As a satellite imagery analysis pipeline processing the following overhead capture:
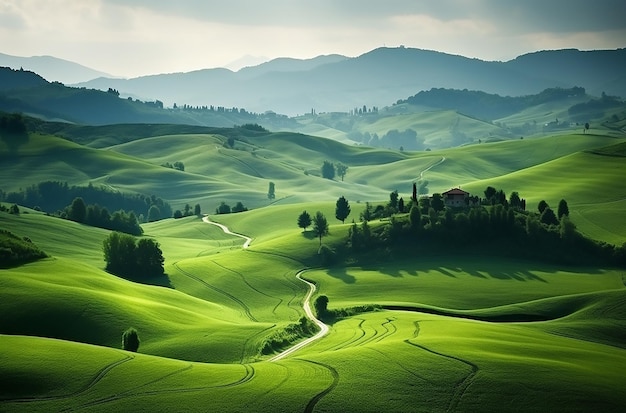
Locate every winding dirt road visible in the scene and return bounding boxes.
[202,215,328,361]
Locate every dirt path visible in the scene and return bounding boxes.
[202,216,328,361]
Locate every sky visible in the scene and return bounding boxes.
[1,0,625,78]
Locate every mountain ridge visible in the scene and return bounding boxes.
[71,46,626,115]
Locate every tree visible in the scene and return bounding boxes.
[135,238,164,278]
[122,327,140,352]
[321,161,335,180]
[103,232,136,276]
[557,199,569,219]
[538,200,549,214]
[336,163,348,181]
[313,211,329,246]
[431,193,444,212]
[267,181,275,200]
[232,201,247,213]
[509,192,522,209]
[409,204,422,231]
[173,210,183,219]
[314,295,329,318]
[540,207,559,226]
[584,122,590,133]
[297,210,312,231]
[388,190,399,210]
[68,197,87,223]
[147,205,160,222]
[216,202,231,214]
[484,186,497,202]
[183,203,192,216]
[194,203,201,216]
[335,196,351,223]
[398,197,405,213]
[412,182,417,203]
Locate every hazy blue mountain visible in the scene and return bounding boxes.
[0,53,113,84]
[73,47,626,116]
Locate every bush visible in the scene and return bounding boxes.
[122,327,140,352]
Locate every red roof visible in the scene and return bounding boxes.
[442,188,469,195]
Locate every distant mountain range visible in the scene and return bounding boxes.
[0,53,113,84]
[69,47,626,115]
[2,47,625,116]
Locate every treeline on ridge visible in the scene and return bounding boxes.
[0,181,173,222]
[345,187,626,268]
[400,86,587,120]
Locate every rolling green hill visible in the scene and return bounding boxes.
[1,120,626,412]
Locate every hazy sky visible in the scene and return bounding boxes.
[1,0,624,77]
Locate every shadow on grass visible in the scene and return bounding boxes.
[327,266,356,284]
[301,230,317,240]
[109,271,173,288]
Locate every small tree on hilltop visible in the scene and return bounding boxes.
[122,327,140,352]
[267,181,275,200]
[335,196,351,223]
[298,210,312,231]
[194,203,201,216]
[313,211,329,246]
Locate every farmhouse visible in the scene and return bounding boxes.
[442,188,470,208]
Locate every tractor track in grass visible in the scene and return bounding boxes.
[200,218,330,361]
[0,352,134,404]
[404,338,478,413]
[327,318,365,351]
[298,359,340,413]
[172,261,258,322]
[211,259,284,315]
[365,347,437,385]
[65,364,256,411]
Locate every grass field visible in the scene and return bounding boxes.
[1,123,626,411]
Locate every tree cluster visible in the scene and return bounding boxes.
[346,186,625,268]
[0,228,47,268]
[103,232,164,280]
[64,197,143,235]
[174,203,202,219]
[1,181,172,221]
[215,201,248,214]
[0,112,28,149]
[320,160,349,181]
[161,161,185,171]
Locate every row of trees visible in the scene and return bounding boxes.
[216,201,248,214]
[173,203,201,219]
[1,181,173,222]
[64,197,143,235]
[161,161,185,171]
[103,232,164,280]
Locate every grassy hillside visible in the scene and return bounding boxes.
[2,122,626,412]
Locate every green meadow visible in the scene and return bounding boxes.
[1,122,625,411]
